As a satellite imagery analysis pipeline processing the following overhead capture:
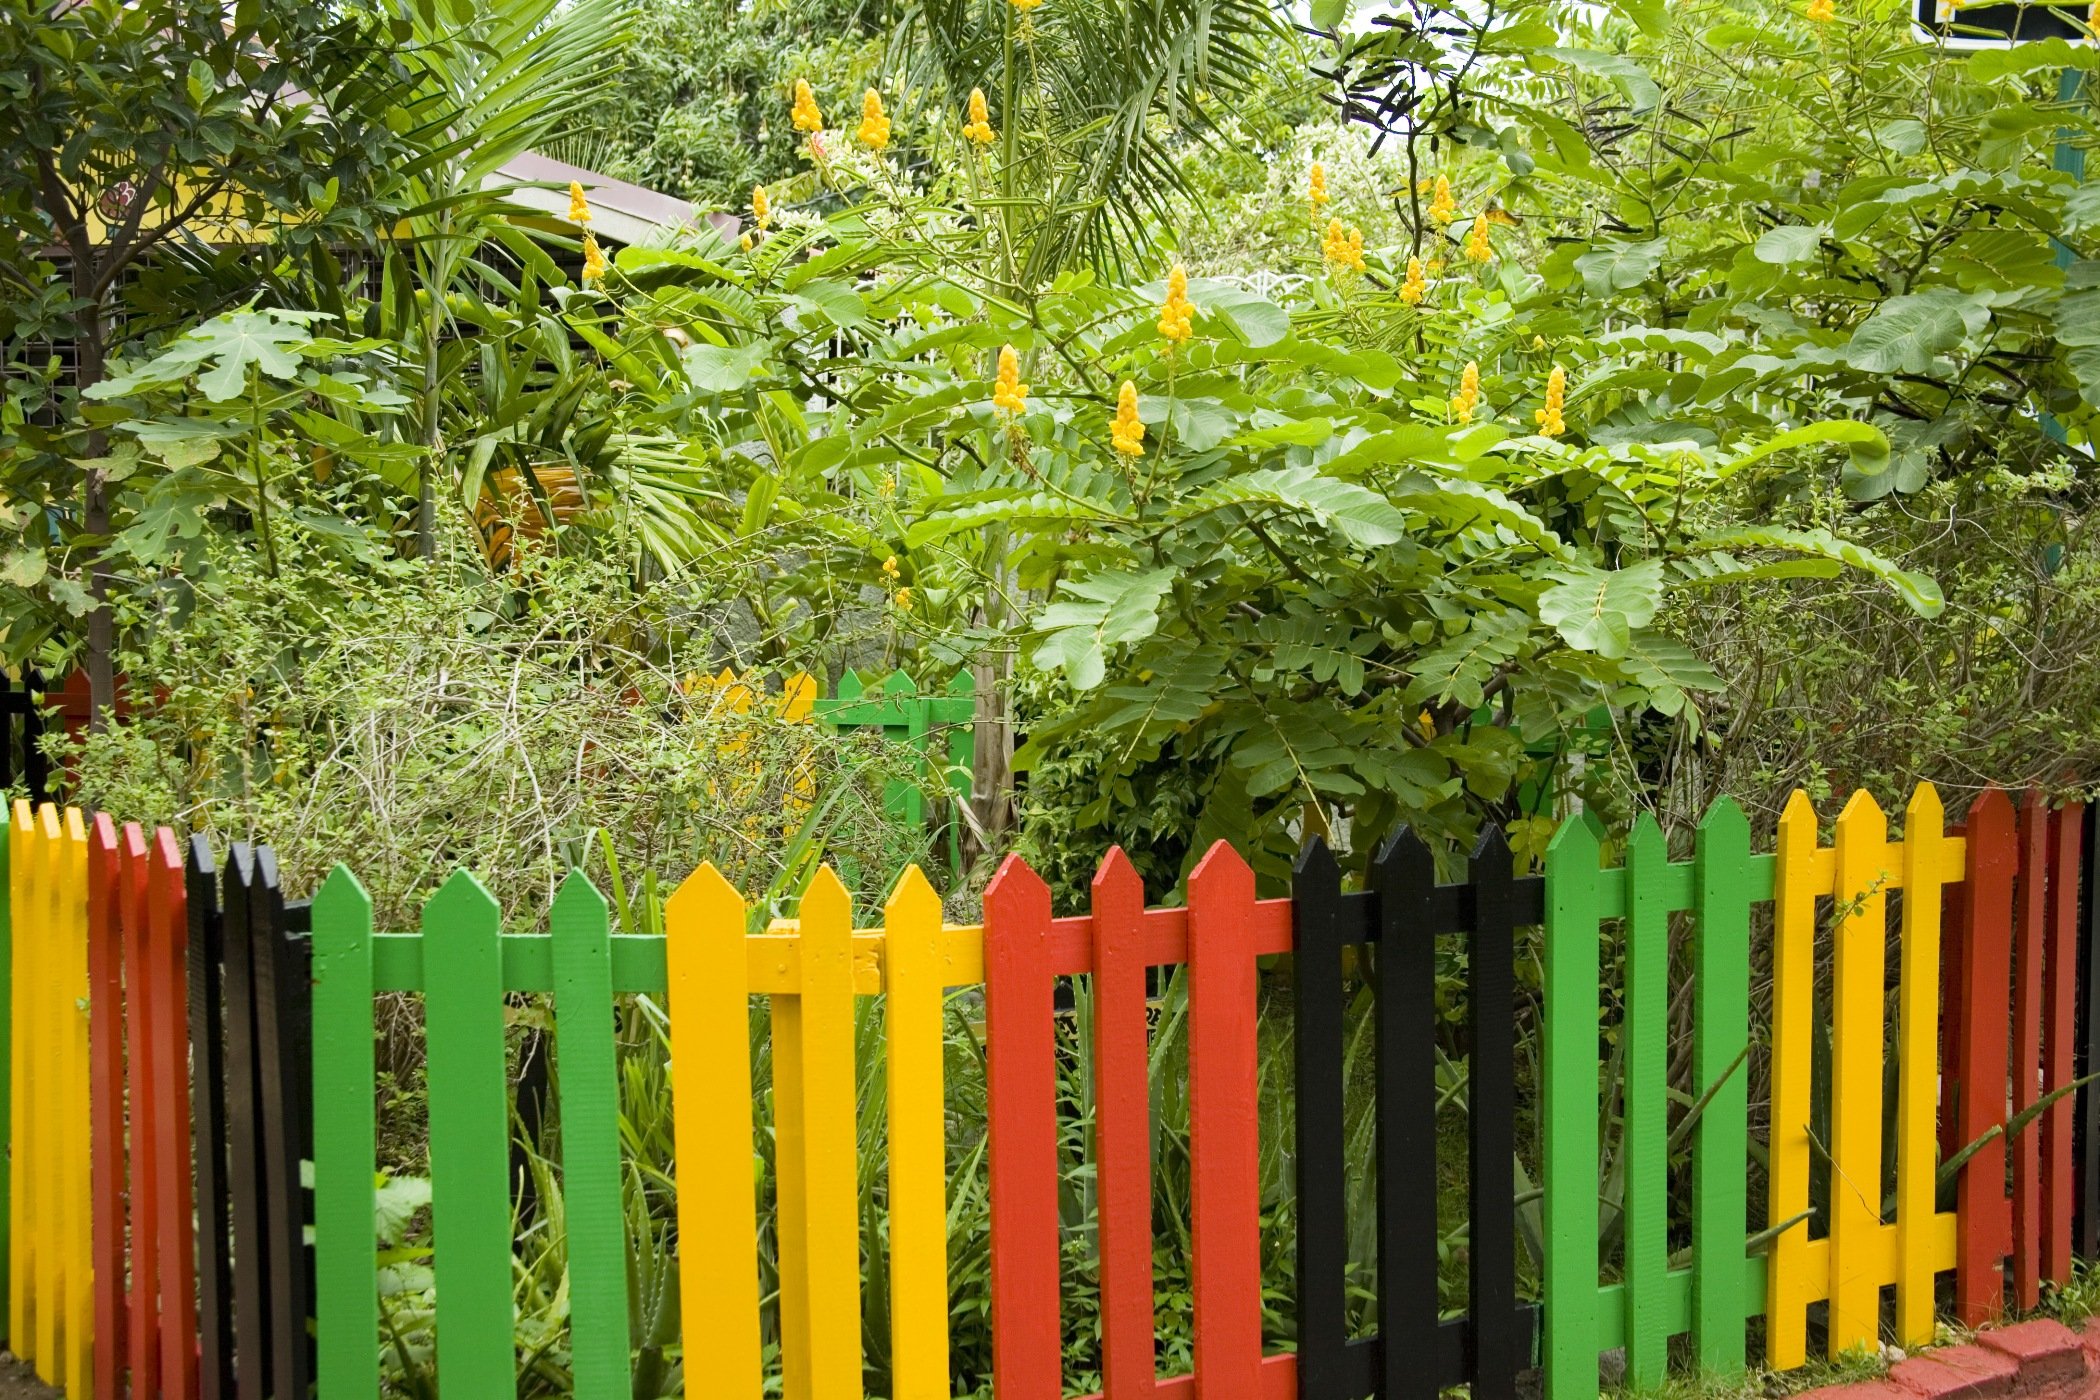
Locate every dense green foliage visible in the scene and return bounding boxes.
[4,0,2100,1389]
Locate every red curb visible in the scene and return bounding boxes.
[1891,1345,2021,1400]
[1978,1321,2088,1390]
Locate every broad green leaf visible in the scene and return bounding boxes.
[1691,526,1943,617]
[1754,225,1825,265]
[1537,560,1666,659]
[681,342,767,393]
[1031,567,1177,690]
[1574,239,1666,295]
[1714,420,1890,483]
[1840,289,1987,374]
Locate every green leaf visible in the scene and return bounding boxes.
[1544,48,1660,114]
[1690,526,1943,617]
[1,548,47,588]
[1187,280,1290,347]
[1841,289,1988,374]
[1030,567,1177,690]
[1574,239,1666,295]
[1537,560,1666,659]
[1754,225,1825,265]
[681,342,767,393]
[1714,420,1890,484]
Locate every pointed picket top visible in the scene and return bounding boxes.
[314,865,373,925]
[119,820,147,864]
[1092,846,1147,907]
[987,852,1051,911]
[666,860,746,945]
[1545,807,1603,865]
[89,810,115,854]
[881,669,921,698]
[1472,821,1515,871]
[226,838,256,892]
[944,670,976,697]
[802,862,854,928]
[423,867,499,933]
[1837,787,1886,829]
[1698,794,1750,844]
[885,863,942,925]
[1906,781,1944,834]
[1968,785,2015,835]
[1294,833,1339,887]
[37,799,60,842]
[551,868,609,934]
[836,670,866,703]
[150,824,182,874]
[186,831,216,884]
[1776,790,1818,855]
[782,672,817,722]
[255,841,281,893]
[1187,838,1254,906]
[1372,825,1434,890]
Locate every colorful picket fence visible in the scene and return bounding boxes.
[13,779,2100,1398]
[310,855,972,1399]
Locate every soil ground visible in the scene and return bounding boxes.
[0,1356,57,1399]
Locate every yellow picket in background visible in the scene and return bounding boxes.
[665,859,974,1400]
[7,801,93,1394]
[1766,784,1959,1367]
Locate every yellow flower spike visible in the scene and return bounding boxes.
[1532,334,1548,350]
[1534,363,1568,438]
[1013,0,1043,12]
[1158,263,1195,343]
[1111,380,1146,456]
[964,88,996,145]
[1464,213,1494,263]
[993,343,1029,414]
[858,88,891,149]
[1450,360,1481,424]
[1807,0,1835,19]
[1309,163,1330,213]
[882,555,901,579]
[582,230,608,283]
[894,587,913,611]
[1428,175,1457,225]
[1322,219,1366,273]
[568,181,591,225]
[1399,256,1428,305]
[752,184,771,231]
[791,79,824,133]
[739,232,754,252]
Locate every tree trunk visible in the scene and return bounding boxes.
[73,258,115,733]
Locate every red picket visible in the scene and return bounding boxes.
[88,815,124,1400]
[1090,850,1156,1398]
[1186,841,1262,1395]
[119,824,161,1399]
[2015,791,2047,1308]
[1957,788,2016,1325]
[146,828,198,1400]
[2046,803,2084,1287]
[984,854,1063,1400]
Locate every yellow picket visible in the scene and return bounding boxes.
[792,868,863,1399]
[664,863,763,1398]
[1766,791,1816,1370]
[1828,791,1888,1353]
[33,804,60,1383]
[1895,783,1949,1345]
[7,798,30,1358]
[884,868,949,1399]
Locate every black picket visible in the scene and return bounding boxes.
[1,671,50,802]
[1290,829,1541,1400]
[249,845,315,1400]
[186,836,237,1398]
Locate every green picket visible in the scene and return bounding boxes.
[313,865,379,1398]
[423,870,517,1394]
[1691,798,1751,1370]
[1543,813,1602,1400]
[550,872,633,1397]
[1622,816,1669,1387]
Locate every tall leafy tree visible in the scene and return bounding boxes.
[0,0,418,720]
